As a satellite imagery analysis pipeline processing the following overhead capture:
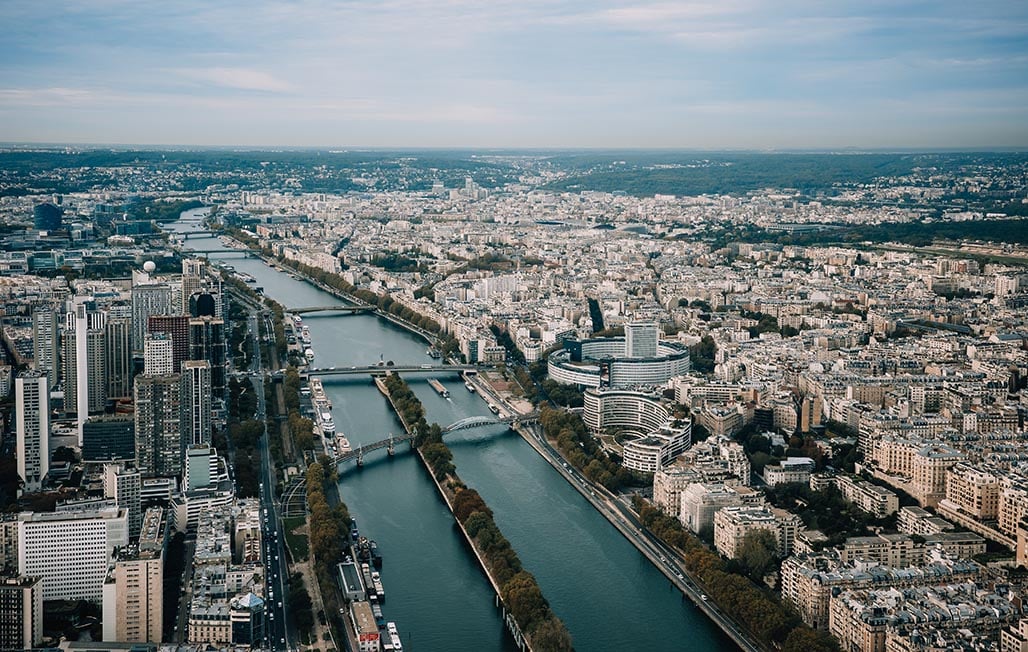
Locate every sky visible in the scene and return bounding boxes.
[1,0,1027,149]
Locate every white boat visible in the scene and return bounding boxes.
[304,348,315,362]
[337,435,352,453]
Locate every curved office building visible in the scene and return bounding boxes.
[583,388,669,433]
[583,387,691,473]
[547,335,691,389]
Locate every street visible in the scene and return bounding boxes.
[247,309,294,651]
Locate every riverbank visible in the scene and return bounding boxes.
[471,371,764,652]
[379,374,572,651]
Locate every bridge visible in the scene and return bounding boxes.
[185,248,257,257]
[305,364,478,377]
[288,305,376,315]
[176,230,210,239]
[334,412,538,467]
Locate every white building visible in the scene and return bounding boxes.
[16,372,49,493]
[11,507,128,602]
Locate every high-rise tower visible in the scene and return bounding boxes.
[16,372,49,493]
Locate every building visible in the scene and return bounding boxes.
[130,284,173,353]
[349,601,380,652]
[763,457,815,486]
[833,475,900,518]
[829,583,1016,652]
[104,465,142,539]
[134,374,182,477]
[781,552,983,631]
[181,360,212,448]
[681,483,762,536]
[105,317,133,399]
[102,508,166,643]
[184,445,213,491]
[896,506,954,536]
[82,416,136,463]
[33,202,63,231]
[11,507,129,601]
[0,574,43,649]
[148,315,190,372]
[713,505,802,559]
[625,321,659,358]
[189,316,226,393]
[548,334,691,388]
[32,308,60,380]
[583,388,669,432]
[229,592,265,646]
[63,301,107,441]
[143,333,174,375]
[622,424,692,473]
[16,371,49,493]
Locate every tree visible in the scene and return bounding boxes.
[737,529,778,582]
[782,627,839,652]
[529,617,574,651]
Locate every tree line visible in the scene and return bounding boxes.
[540,407,635,492]
[384,374,573,650]
[632,496,837,652]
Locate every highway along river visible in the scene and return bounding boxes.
[171,209,736,651]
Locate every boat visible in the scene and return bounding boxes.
[304,348,315,362]
[489,403,500,414]
[337,435,352,453]
[309,377,332,408]
[428,378,450,398]
[320,412,336,437]
[374,376,390,396]
[371,570,385,602]
[385,623,403,651]
[465,380,476,393]
[370,540,382,568]
[426,347,442,358]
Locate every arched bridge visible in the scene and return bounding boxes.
[288,305,376,315]
[334,412,538,468]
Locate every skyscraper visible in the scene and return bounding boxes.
[130,284,173,353]
[106,317,133,399]
[148,315,190,372]
[189,316,226,392]
[31,308,59,381]
[16,372,49,493]
[625,321,659,358]
[181,360,212,448]
[134,374,182,477]
[62,305,107,439]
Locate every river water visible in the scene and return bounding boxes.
[170,209,736,651]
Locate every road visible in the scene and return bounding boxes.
[247,310,293,651]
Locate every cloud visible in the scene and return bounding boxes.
[170,67,294,93]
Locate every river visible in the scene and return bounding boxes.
[170,208,736,651]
